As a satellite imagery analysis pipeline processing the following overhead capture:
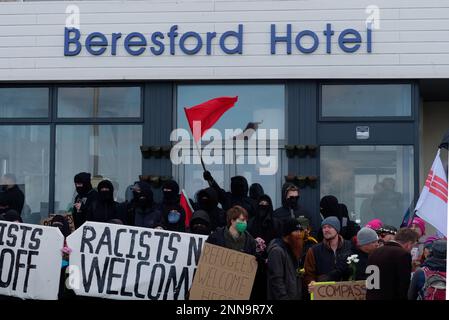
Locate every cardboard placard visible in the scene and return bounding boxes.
[310,280,366,300]
[189,243,258,300]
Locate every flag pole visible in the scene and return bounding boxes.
[193,139,207,173]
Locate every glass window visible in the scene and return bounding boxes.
[177,84,285,139]
[54,125,142,213]
[0,88,49,118]
[0,126,50,223]
[321,84,412,117]
[57,87,141,118]
[320,145,414,227]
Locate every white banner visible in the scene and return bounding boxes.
[66,222,207,300]
[0,221,64,300]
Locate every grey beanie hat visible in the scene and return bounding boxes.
[432,240,447,259]
[357,227,379,246]
[321,216,341,233]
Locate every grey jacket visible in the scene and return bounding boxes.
[267,238,302,300]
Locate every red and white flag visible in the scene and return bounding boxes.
[415,149,448,236]
[180,189,194,228]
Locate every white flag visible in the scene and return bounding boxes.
[415,149,448,236]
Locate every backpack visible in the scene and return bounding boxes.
[419,267,446,300]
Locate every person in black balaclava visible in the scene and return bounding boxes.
[195,187,226,232]
[273,182,317,237]
[88,180,127,224]
[203,171,256,218]
[189,210,212,235]
[131,181,162,229]
[248,194,282,245]
[159,180,186,232]
[72,172,98,229]
[0,174,25,216]
[249,183,264,203]
[50,214,72,238]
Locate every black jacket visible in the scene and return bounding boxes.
[366,241,412,300]
[89,180,127,223]
[248,194,282,244]
[206,227,256,255]
[0,185,25,215]
[327,243,370,281]
[273,183,317,236]
[304,235,352,284]
[267,238,302,300]
[195,187,226,231]
[73,189,98,229]
[205,174,256,218]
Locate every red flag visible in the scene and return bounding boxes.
[180,189,194,228]
[184,96,238,142]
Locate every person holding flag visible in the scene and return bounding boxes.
[414,129,449,300]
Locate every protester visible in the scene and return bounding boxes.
[366,228,419,300]
[328,227,380,281]
[411,217,426,239]
[189,210,212,235]
[304,216,352,286]
[248,194,282,245]
[273,183,315,236]
[0,209,23,223]
[338,203,360,241]
[365,218,383,231]
[50,214,71,238]
[203,171,256,218]
[0,174,25,215]
[206,205,256,255]
[408,240,447,300]
[159,180,186,232]
[88,179,127,224]
[249,183,264,203]
[130,181,162,229]
[376,224,397,244]
[267,218,303,300]
[194,187,226,231]
[72,172,98,229]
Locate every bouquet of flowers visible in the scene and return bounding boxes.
[346,254,359,281]
[255,237,267,253]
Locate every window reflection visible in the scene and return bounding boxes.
[322,84,412,117]
[0,88,49,118]
[0,126,50,223]
[320,145,414,227]
[55,125,142,213]
[57,87,141,118]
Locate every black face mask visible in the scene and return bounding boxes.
[99,190,113,202]
[191,224,211,235]
[258,205,270,218]
[76,185,90,196]
[286,196,299,209]
[199,197,215,210]
[163,190,177,203]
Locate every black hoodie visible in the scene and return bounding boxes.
[0,185,25,216]
[131,181,162,228]
[73,172,98,229]
[248,194,282,244]
[88,180,127,224]
[189,210,212,235]
[195,187,226,231]
[204,173,256,218]
[273,183,316,236]
[159,180,186,232]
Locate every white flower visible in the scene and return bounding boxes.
[353,258,359,263]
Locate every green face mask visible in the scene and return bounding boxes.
[235,221,247,233]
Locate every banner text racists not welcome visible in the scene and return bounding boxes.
[67,222,207,300]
